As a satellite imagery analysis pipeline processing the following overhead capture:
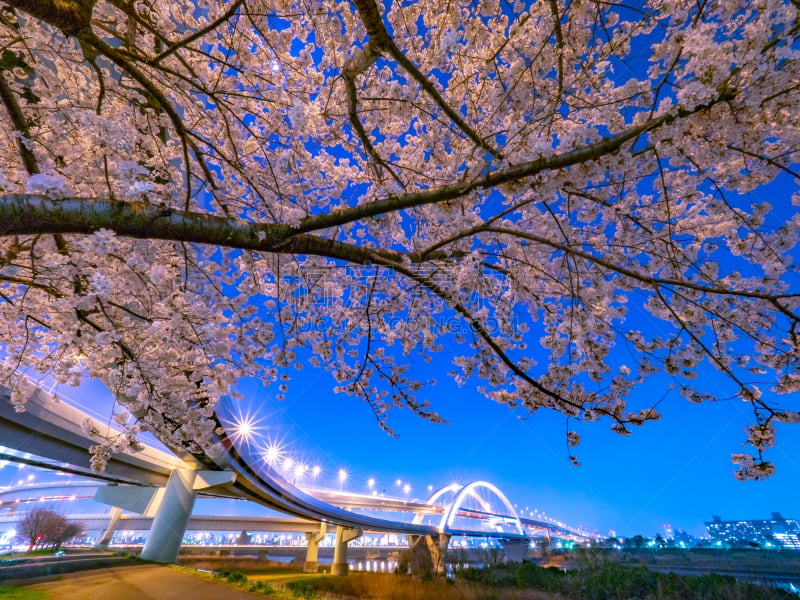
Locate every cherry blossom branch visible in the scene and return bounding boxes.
[350,0,502,158]
[546,0,565,102]
[481,226,800,320]
[725,144,800,180]
[0,70,38,174]
[343,44,406,188]
[369,256,640,428]
[149,0,246,64]
[374,257,572,407]
[82,34,205,211]
[295,96,732,234]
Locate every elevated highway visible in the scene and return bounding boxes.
[1,380,590,571]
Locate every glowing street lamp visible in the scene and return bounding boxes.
[237,421,252,438]
[229,411,265,447]
[367,478,375,492]
[338,468,348,490]
[293,462,307,485]
[263,442,282,466]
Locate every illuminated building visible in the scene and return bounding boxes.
[705,513,800,549]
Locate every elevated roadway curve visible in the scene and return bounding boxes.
[1,382,585,541]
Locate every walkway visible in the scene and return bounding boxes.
[22,564,266,600]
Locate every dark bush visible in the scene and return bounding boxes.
[287,580,317,599]
[214,568,248,584]
[457,560,796,600]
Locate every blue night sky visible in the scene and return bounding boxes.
[214,348,800,539]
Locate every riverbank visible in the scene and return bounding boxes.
[5,549,799,600]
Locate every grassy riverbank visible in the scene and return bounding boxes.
[6,550,798,600]
[201,559,797,600]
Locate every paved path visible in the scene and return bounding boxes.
[23,564,268,599]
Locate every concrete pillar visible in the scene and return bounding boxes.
[96,506,123,548]
[501,538,530,563]
[429,533,451,575]
[406,534,450,576]
[304,523,327,573]
[331,525,361,576]
[140,469,198,563]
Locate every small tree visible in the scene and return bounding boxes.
[18,508,66,551]
[17,508,84,551]
[52,521,86,550]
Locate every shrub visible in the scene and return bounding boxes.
[287,580,317,599]
[215,568,249,584]
[457,560,796,600]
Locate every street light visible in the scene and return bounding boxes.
[338,469,348,490]
[282,456,294,477]
[263,442,282,466]
[293,462,307,485]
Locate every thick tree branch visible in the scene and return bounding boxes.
[0,194,406,265]
[4,0,95,37]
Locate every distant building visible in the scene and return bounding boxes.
[672,528,696,547]
[705,513,800,549]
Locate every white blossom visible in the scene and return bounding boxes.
[25,174,73,199]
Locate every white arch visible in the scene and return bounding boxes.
[411,483,462,525]
[426,483,462,506]
[439,480,523,536]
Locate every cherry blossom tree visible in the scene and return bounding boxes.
[0,0,798,479]
[17,507,85,551]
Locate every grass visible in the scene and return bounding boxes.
[273,571,556,599]
[0,588,49,600]
[1,550,56,561]
[170,557,800,600]
[171,565,296,599]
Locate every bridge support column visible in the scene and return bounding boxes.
[429,533,451,576]
[96,506,123,548]
[140,469,198,563]
[406,534,450,576]
[501,538,530,563]
[303,523,327,573]
[135,469,234,563]
[331,525,361,576]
